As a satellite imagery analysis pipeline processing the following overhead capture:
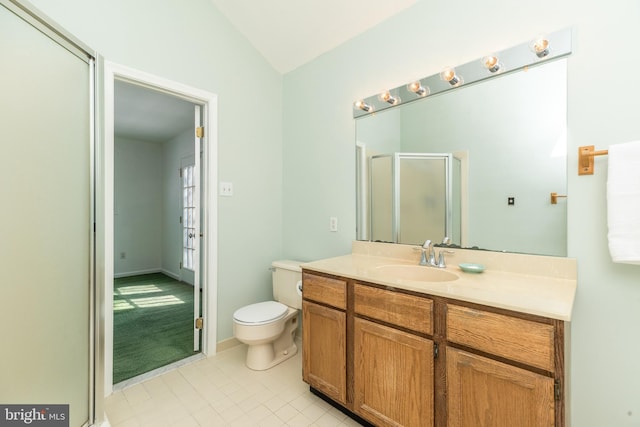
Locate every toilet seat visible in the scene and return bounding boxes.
[233,301,288,326]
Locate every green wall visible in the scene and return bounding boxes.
[282,0,640,425]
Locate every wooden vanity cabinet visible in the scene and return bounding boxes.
[302,271,566,427]
[301,273,347,405]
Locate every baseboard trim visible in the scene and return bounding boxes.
[113,268,161,279]
[216,337,242,353]
[161,269,180,281]
[113,268,182,281]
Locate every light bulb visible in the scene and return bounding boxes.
[440,68,461,86]
[407,81,429,97]
[482,55,501,73]
[354,100,372,112]
[531,37,550,58]
[379,91,399,105]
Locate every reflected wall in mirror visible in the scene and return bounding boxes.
[356,59,567,256]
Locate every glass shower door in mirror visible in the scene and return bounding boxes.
[370,153,456,246]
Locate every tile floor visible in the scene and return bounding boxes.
[105,343,363,427]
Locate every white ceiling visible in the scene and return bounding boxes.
[115,1,418,141]
[210,0,418,73]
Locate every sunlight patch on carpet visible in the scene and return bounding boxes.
[130,295,185,308]
[115,284,164,295]
[114,300,135,311]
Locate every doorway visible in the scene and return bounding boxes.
[103,62,218,395]
[113,80,202,384]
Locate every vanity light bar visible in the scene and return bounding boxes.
[353,28,572,118]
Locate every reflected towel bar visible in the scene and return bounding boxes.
[550,192,567,204]
[579,145,609,175]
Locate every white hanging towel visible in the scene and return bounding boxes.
[607,141,640,264]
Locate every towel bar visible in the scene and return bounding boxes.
[550,192,567,204]
[578,145,609,175]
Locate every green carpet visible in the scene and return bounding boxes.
[113,273,198,384]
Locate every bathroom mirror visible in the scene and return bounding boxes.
[356,59,568,256]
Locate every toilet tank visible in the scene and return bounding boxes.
[272,260,303,309]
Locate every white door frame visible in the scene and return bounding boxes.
[101,61,218,396]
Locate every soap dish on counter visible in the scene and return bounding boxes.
[458,263,485,273]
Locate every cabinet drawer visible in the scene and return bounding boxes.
[354,283,432,335]
[446,304,555,372]
[302,272,347,310]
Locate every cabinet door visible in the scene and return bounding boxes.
[447,348,554,427]
[302,300,346,404]
[354,318,434,427]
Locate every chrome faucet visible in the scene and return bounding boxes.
[419,240,436,266]
[420,237,454,268]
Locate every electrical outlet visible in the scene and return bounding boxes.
[329,217,338,232]
[219,182,233,196]
[508,196,515,206]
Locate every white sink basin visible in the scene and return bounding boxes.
[375,264,458,282]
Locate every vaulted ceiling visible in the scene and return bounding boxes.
[115,1,418,142]
[210,0,418,73]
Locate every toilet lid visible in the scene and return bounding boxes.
[233,301,288,325]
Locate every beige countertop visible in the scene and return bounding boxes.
[301,241,577,321]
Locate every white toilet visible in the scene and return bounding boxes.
[233,260,303,370]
